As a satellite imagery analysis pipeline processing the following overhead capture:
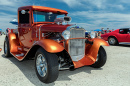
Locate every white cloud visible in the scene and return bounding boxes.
[85,0,106,9]
[0,0,14,6]
[61,0,106,9]
[61,0,125,10]
[0,0,31,32]
[69,11,130,30]
[61,0,84,8]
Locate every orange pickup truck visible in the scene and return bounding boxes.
[4,6,109,83]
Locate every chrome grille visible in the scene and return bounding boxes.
[69,28,85,61]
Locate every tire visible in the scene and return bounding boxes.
[108,37,118,45]
[4,37,12,57]
[35,48,59,83]
[90,46,107,68]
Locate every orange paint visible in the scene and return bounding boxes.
[64,38,109,68]
[7,5,109,67]
[0,48,2,52]
[34,39,64,53]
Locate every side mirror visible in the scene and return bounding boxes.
[64,16,71,23]
[0,48,2,52]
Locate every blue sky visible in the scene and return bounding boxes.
[1,0,130,32]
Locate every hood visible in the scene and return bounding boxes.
[34,24,72,32]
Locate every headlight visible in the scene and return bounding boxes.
[90,31,96,38]
[62,30,70,40]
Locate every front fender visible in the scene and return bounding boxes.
[86,38,109,64]
[33,39,64,53]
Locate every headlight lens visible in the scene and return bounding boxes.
[62,30,70,40]
[90,31,96,38]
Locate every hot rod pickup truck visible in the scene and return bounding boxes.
[4,6,109,83]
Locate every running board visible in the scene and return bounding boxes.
[16,53,24,57]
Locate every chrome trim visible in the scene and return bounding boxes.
[36,54,47,77]
[68,27,85,61]
[59,64,69,70]
[66,25,84,31]
[39,24,44,40]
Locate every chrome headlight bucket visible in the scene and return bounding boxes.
[90,31,96,38]
[62,30,70,40]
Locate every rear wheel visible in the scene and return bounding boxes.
[4,37,11,57]
[90,46,107,68]
[108,37,118,45]
[35,48,59,83]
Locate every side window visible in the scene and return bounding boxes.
[119,29,124,34]
[19,10,29,24]
[119,29,129,34]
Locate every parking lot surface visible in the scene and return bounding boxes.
[0,35,130,86]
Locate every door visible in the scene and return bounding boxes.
[18,9,33,48]
[118,29,129,42]
[126,29,130,42]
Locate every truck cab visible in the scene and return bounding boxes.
[18,6,69,48]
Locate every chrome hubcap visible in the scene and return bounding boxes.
[36,54,47,77]
[4,42,7,54]
[109,38,115,44]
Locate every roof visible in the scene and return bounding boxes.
[18,5,68,14]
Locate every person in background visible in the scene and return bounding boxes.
[112,29,114,31]
[106,28,109,33]
[6,29,8,33]
[96,31,101,38]
[101,28,104,34]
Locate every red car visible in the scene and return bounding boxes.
[101,28,130,45]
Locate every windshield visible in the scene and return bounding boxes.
[33,11,64,22]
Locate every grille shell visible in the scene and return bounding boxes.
[68,28,85,61]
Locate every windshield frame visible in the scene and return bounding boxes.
[32,10,66,24]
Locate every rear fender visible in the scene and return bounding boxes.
[8,33,19,53]
[33,39,64,53]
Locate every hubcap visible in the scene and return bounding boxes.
[109,38,115,44]
[36,54,47,77]
[4,42,7,54]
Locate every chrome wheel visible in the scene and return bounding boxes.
[4,41,7,54]
[36,54,47,77]
[109,38,116,44]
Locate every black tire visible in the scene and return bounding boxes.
[35,48,59,83]
[108,37,118,45]
[4,37,12,57]
[90,46,107,68]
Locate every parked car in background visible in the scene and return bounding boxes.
[101,28,130,45]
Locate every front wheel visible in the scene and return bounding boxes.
[35,48,59,83]
[90,46,107,68]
